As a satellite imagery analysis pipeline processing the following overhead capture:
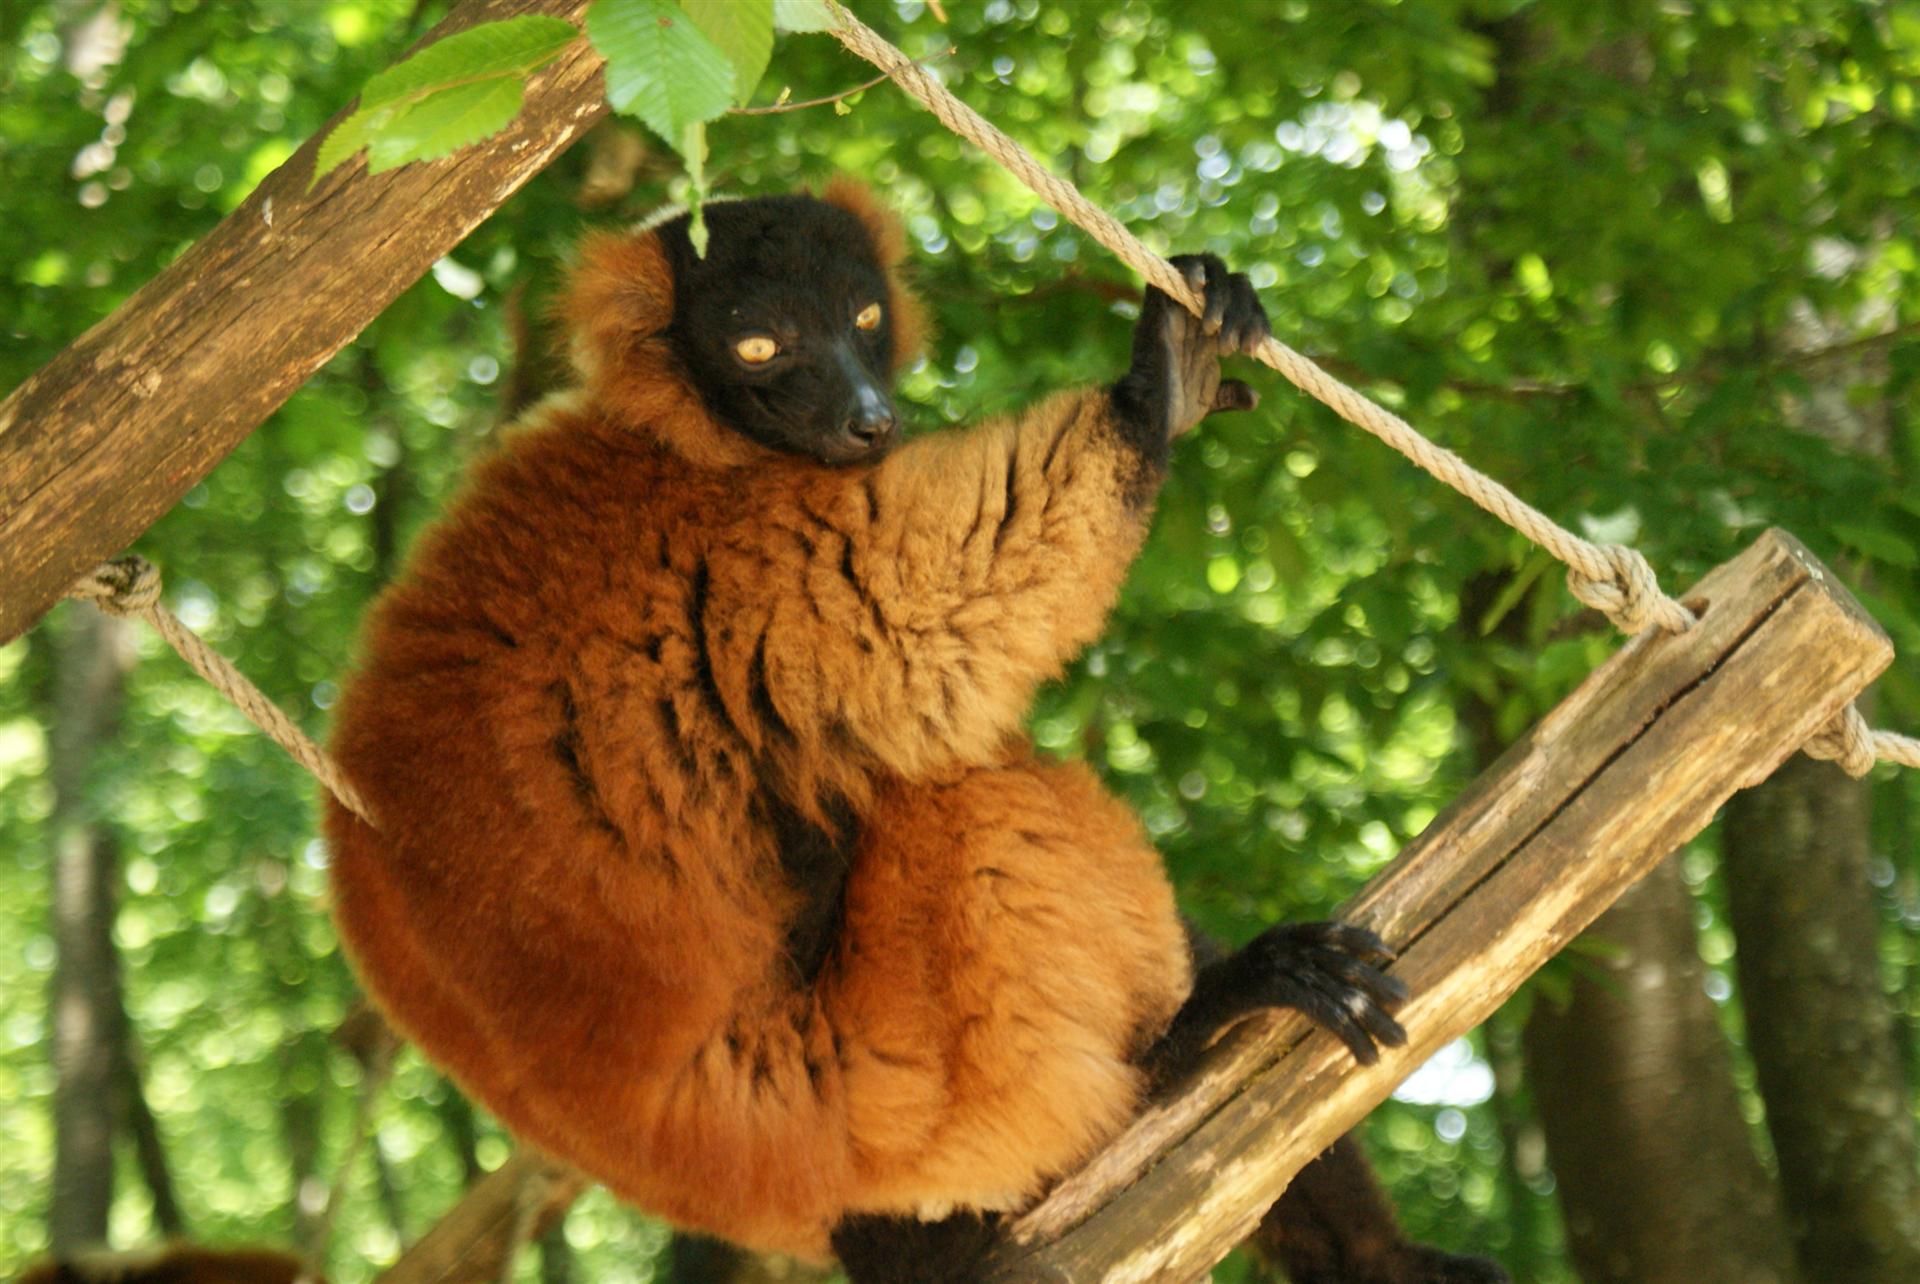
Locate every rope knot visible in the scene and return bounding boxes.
[1805,702,1877,777]
[69,556,162,617]
[1566,545,1694,635]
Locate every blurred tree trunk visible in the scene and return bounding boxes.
[1482,1017,1551,1282]
[1714,239,1920,1282]
[1723,756,1920,1281]
[1452,564,1796,1283]
[279,1040,325,1250]
[438,1091,484,1187]
[47,606,133,1252]
[1522,857,1799,1284]
[538,1224,571,1284]
[115,1040,184,1236]
[372,1136,409,1244]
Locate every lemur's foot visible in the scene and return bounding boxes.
[831,1210,997,1284]
[1287,1247,1509,1284]
[1148,919,1408,1079]
[1398,1244,1513,1283]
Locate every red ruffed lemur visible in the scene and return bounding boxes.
[323,181,1505,1284]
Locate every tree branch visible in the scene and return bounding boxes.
[977,530,1889,1280]
[731,48,954,116]
[376,1149,585,1284]
[115,1039,186,1237]
[0,0,608,644]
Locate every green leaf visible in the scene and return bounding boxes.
[587,0,736,150]
[359,15,579,110]
[773,0,836,32]
[1832,521,1919,568]
[679,0,774,106]
[683,120,710,257]
[311,104,397,185]
[364,78,527,175]
[312,15,576,184]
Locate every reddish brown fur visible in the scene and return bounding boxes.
[324,190,1190,1259]
[13,1246,314,1284]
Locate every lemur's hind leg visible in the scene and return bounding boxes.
[827,754,1191,1219]
[1260,1136,1512,1284]
[831,1211,1000,1284]
[1142,919,1410,1082]
[821,755,1189,1284]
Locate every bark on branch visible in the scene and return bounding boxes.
[0,0,606,645]
[979,529,1890,1282]
[375,1149,585,1284]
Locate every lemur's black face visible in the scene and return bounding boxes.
[660,195,899,465]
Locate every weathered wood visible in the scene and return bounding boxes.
[0,0,605,645]
[984,529,1892,1283]
[376,1148,585,1284]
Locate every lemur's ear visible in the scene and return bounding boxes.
[821,176,929,372]
[561,228,676,382]
[822,175,910,266]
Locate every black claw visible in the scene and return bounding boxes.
[1249,313,1273,351]
[1359,1003,1410,1049]
[1340,1027,1381,1065]
[1323,922,1398,963]
[1231,920,1412,1063]
[1200,272,1229,335]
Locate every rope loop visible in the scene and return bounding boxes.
[1564,544,1696,635]
[68,555,162,617]
[63,555,377,826]
[1805,703,1878,778]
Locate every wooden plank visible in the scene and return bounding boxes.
[984,528,1891,1283]
[0,0,605,645]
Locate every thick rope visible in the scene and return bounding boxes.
[47,22,1919,786]
[827,3,1913,777]
[66,557,376,824]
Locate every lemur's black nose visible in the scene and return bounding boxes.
[844,382,896,444]
[846,404,896,444]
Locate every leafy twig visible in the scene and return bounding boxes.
[732,46,954,116]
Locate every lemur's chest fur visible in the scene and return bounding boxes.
[523,447,876,991]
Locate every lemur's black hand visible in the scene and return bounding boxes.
[1228,921,1409,1065]
[1111,253,1271,460]
[1145,920,1408,1082]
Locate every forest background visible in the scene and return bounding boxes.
[4,1,1920,1281]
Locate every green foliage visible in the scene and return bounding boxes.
[359,16,578,108]
[312,15,579,181]
[312,0,834,251]
[773,0,837,34]
[681,0,776,107]
[5,1,1920,1281]
[364,78,528,174]
[587,0,734,143]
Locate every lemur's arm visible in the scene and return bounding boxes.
[747,256,1268,780]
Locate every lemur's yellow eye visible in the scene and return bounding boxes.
[855,301,883,331]
[735,335,779,364]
